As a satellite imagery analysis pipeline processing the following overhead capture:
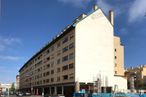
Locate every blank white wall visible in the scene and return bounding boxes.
[75,9,114,86]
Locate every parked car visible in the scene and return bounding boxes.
[0,92,7,97]
[0,93,5,97]
[16,92,23,96]
[24,92,31,96]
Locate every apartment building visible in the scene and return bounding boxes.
[19,27,75,96]
[126,65,146,89]
[19,6,127,97]
[16,75,20,90]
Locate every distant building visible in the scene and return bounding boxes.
[0,83,2,95]
[0,84,11,93]
[19,5,127,97]
[16,75,20,90]
[126,65,146,89]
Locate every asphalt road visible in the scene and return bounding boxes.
[5,95,43,97]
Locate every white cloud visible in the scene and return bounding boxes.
[0,55,22,61]
[58,0,90,8]
[128,0,146,23]
[0,36,22,51]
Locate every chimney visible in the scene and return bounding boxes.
[93,5,98,11]
[109,10,114,26]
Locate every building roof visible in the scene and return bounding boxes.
[19,25,74,72]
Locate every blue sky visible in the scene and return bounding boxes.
[0,0,146,83]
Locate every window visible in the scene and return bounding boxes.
[51,78,54,82]
[46,49,50,54]
[37,81,39,85]
[115,71,117,74]
[57,42,61,48]
[46,64,50,68]
[115,49,117,52]
[57,59,60,64]
[35,58,37,62]
[63,75,68,80]
[115,56,117,59]
[43,80,46,84]
[40,80,42,84]
[35,61,42,67]
[57,77,60,82]
[69,63,74,69]
[46,79,49,83]
[43,73,46,77]
[46,71,50,76]
[57,50,61,56]
[37,55,41,60]
[62,65,68,71]
[70,34,74,40]
[51,54,54,60]
[62,37,68,44]
[38,68,41,72]
[57,68,60,73]
[62,55,68,62]
[69,43,74,49]
[69,73,74,79]
[69,53,74,60]
[51,70,54,74]
[62,46,68,53]
[47,57,50,61]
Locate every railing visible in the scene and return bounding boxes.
[73,93,146,97]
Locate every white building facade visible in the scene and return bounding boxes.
[75,7,127,90]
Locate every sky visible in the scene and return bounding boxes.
[0,0,146,83]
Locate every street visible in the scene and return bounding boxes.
[4,95,43,97]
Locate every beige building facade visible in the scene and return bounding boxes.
[19,6,127,97]
[114,36,125,76]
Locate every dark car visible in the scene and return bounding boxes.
[24,92,31,96]
[16,92,23,96]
